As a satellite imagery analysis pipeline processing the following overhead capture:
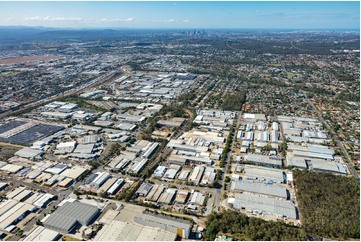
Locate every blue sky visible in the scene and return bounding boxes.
[0,1,359,29]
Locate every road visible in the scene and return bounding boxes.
[221,112,241,194]
[303,91,359,179]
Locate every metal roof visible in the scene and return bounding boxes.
[43,201,100,232]
[43,213,78,232]
[232,193,297,219]
[244,154,282,166]
[231,179,288,199]
[244,165,285,183]
[311,160,347,174]
[286,156,308,169]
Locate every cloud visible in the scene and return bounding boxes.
[101,17,135,22]
[256,12,355,20]
[24,16,50,21]
[23,16,82,22]
[51,17,82,21]
[182,20,190,23]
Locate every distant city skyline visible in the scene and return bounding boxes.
[0,1,359,29]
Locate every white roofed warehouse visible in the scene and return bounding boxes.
[229,193,298,220]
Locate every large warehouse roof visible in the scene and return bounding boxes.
[286,155,308,169]
[43,213,78,233]
[94,220,176,241]
[231,179,288,199]
[244,154,282,167]
[24,226,60,241]
[311,159,347,174]
[244,165,285,183]
[43,201,100,233]
[15,147,44,159]
[231,193,297,219]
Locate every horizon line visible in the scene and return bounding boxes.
[0,25,359,31]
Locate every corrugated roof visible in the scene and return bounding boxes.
[231,179,288,199]
[43,201,99,232]
[244,165,285,183]
[232,193,297,219]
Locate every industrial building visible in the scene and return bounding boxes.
[130,158,149,174]
[287,144,334,160]
[60,166,87,180]
[41,111,72,120]
[154,166,167,177]
[142,142,159,159]
[33,194,55,208]
[0,199,35,231]
[0,164,24,174]
[178,170,190,180]
[244,165,285,184]
[243,154,283,167]
[43,201,100,234]
[310,159,347,174]
[93,220,176,241]
[145,184,166,202]
[97,178,117,194]
[54,141,77,155]
[188,166,205,185]
[230,193,297,219]
[134,211,191,239]
[190,192,205,205]
[231,179,289,199]
[107,179,124,195]
[14,147,44,160]
[91,172,110,189]
[285,156,308,169]
[158,188,177,205]
[175,190,190,204]
[200,167,216,185]
[136,183,153,197]
[23,226,61,241]
[82,135,99,144]
[71,125,102,134]
[157,118,185,128]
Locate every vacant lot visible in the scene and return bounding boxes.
[0,56,62,65]
[0,142,23,160]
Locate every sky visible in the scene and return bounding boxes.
[0,1,359,29]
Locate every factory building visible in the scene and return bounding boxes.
[244,165,285,184]
[158,189,177,205]
[134,211,191,239]
[231,179,288,199]
[244,154,283,167]
[107,179,124,195]
[23,226,61,241]
[229,193,297,219]
[145,184,166,202]
[14,147,44,160]
[136,183,153,197]
[43,201,100,234]
[188,166,205,185]
[91,172,110,189]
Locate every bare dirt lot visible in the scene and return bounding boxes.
[0,142,23,160]
[0,56,62,65]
